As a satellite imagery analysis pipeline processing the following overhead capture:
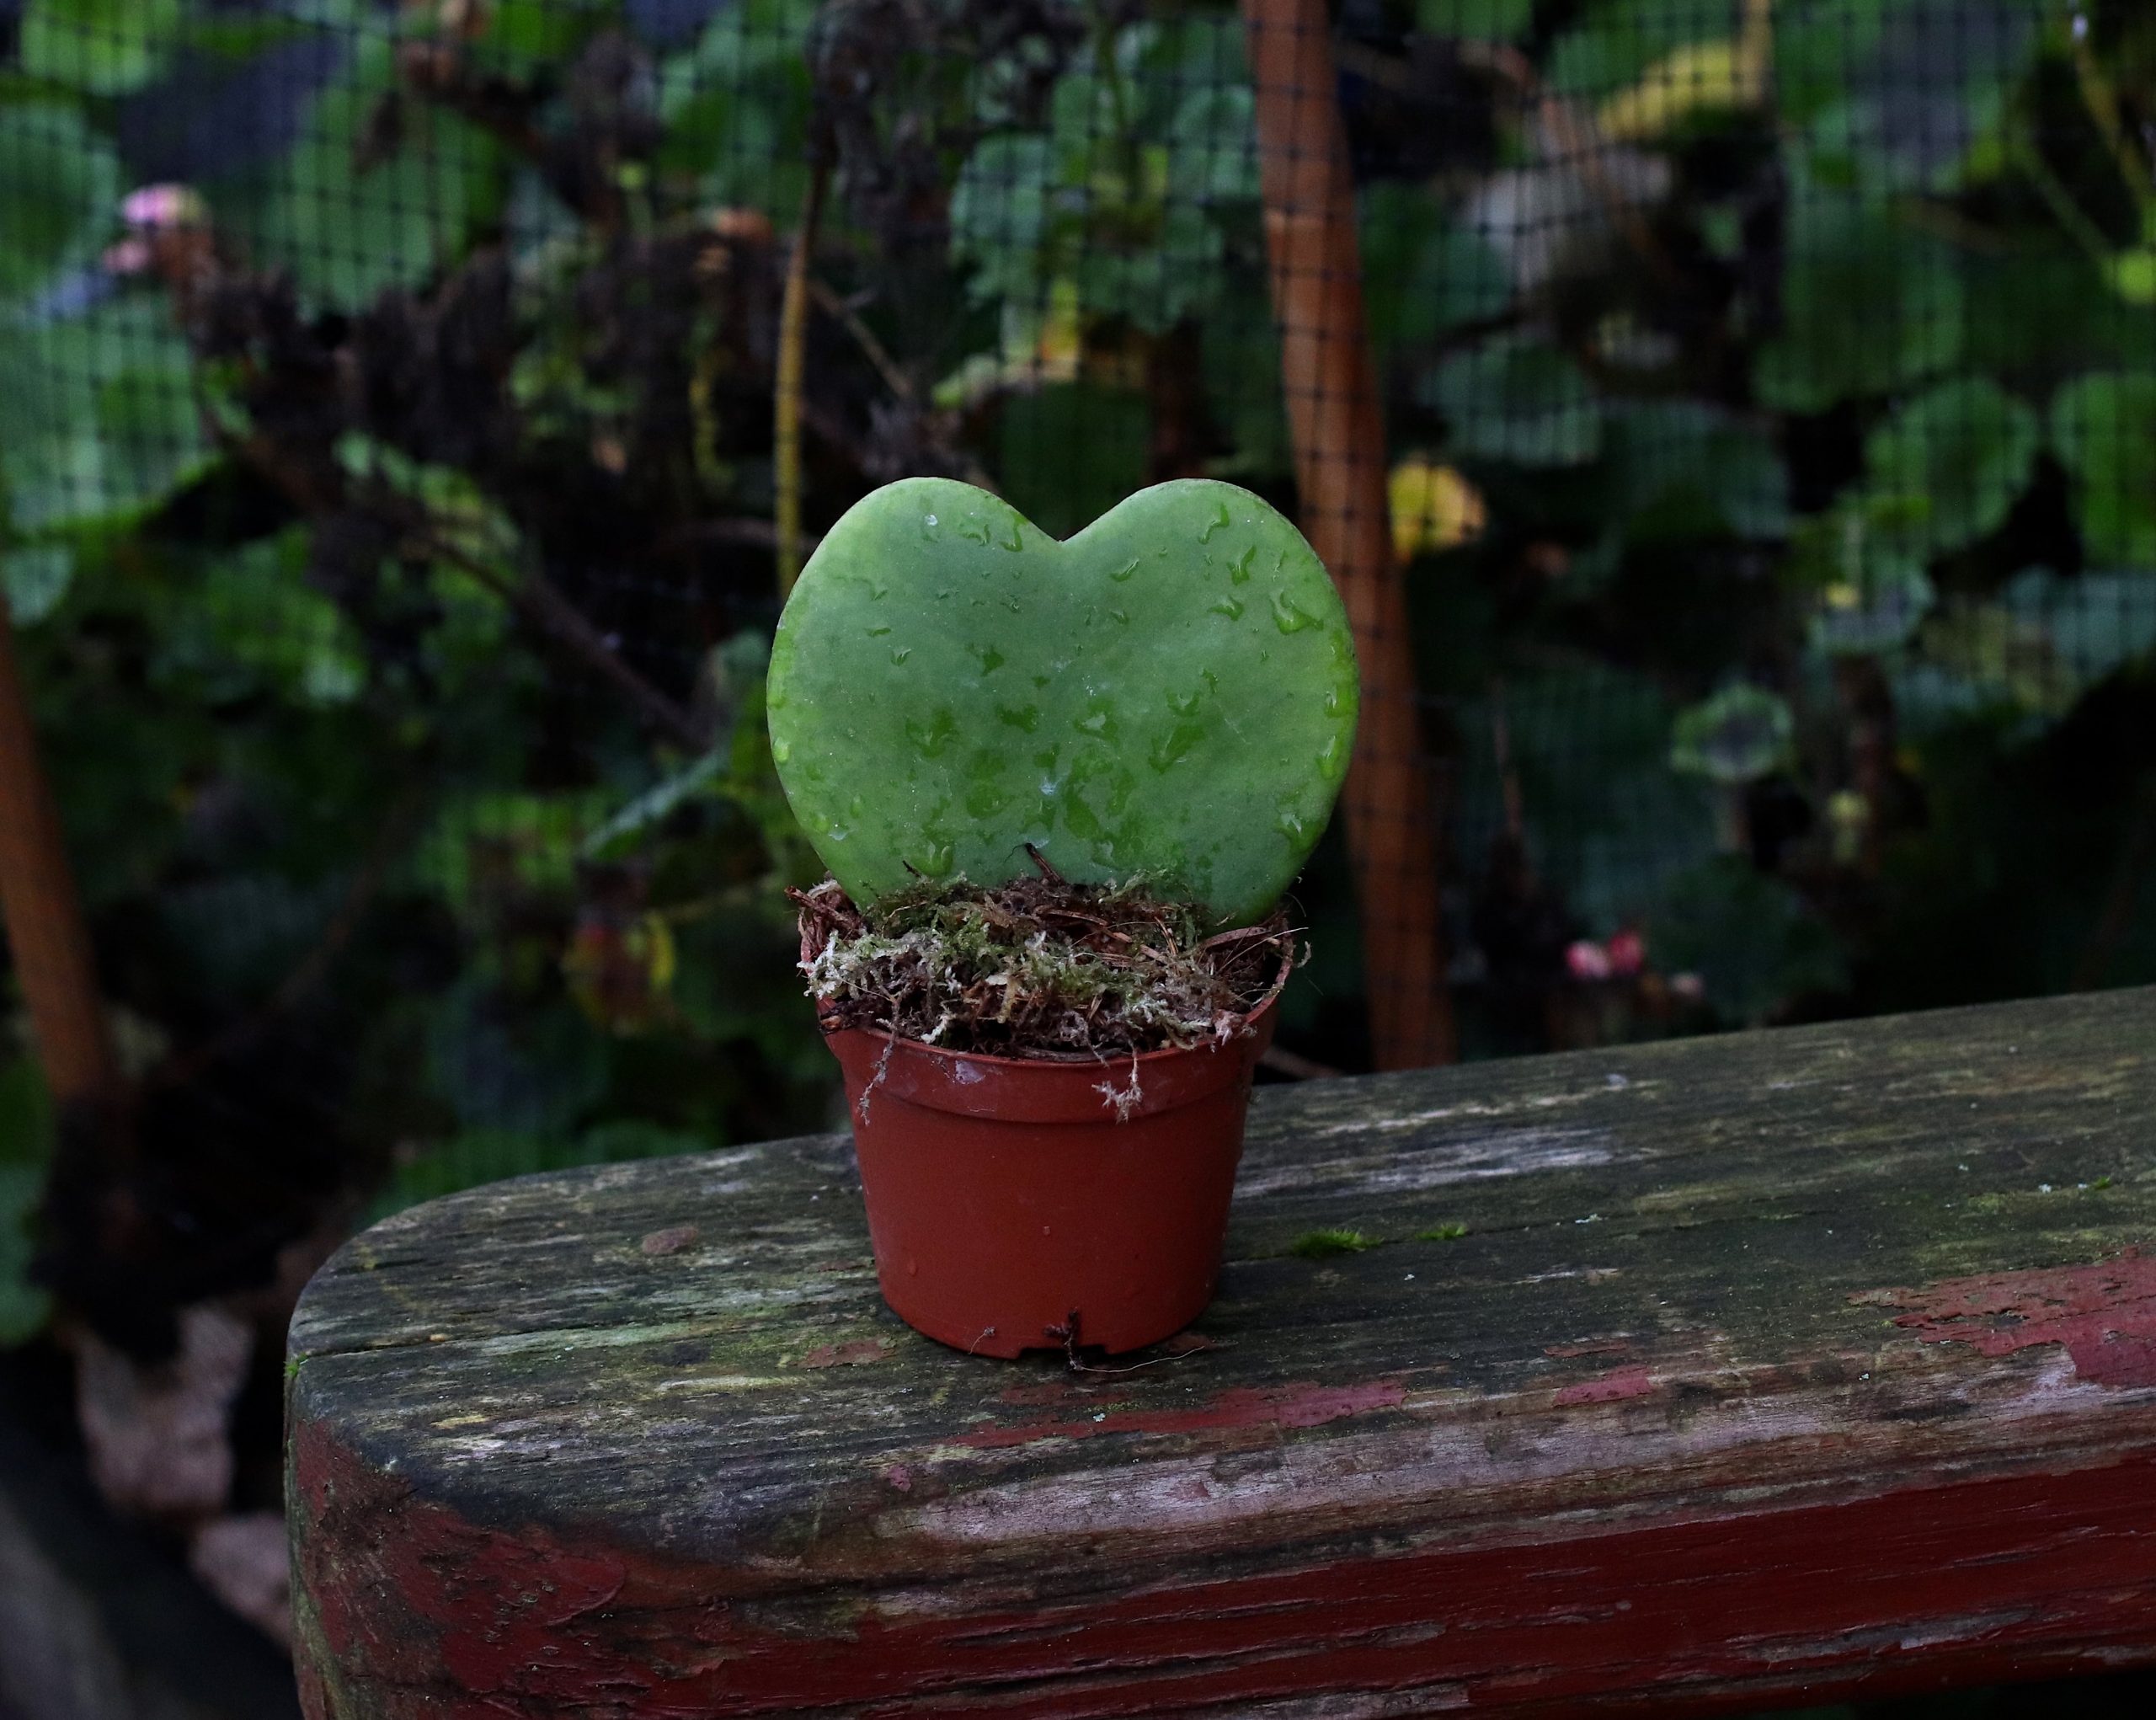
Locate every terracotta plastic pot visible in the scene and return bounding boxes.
[822,996,1278,1359]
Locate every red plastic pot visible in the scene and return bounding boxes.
[822,996,1279,1359]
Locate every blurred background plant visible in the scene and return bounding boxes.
[2,0,2154,1707]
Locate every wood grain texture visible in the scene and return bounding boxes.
[289,989,2156,1717]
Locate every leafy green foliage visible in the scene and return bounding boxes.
[1358,186,1512,364]
[1605,404,1788,543]
[768,478,1358,926]
[1670,686,1795,787]
[1,544,74,623]
[0,299,212,532]
[1415,3,1534,45]
[1754,189,1966,411]
[658,0,817,217]
[949,14,1259,334]
[1862,378,2039,559]
[238,35,505,309]
[1650,857,1848,1026]
[2050,373,2156,564]
[1425,336,1601,467]
[19,0,184,97]
[0,100,120,301]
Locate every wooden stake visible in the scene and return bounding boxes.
[774,165,828,600]
[1241,0,1455,1068]
[0,592,117,1104]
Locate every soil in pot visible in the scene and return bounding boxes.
[795,873,1294,1358]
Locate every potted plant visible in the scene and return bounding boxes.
[768,476,1357,1356]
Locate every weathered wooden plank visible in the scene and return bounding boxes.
[288,988,2156,1717]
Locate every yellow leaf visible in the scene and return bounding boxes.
[1033,277,1084,380]
[1389,457,1487,563]
[1596,0,1773,142]
[1598,41,1753,141]
[2105,247,2156,307]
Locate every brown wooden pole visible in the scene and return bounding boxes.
[0,591,117,1104]
[1241,0,1454,1068]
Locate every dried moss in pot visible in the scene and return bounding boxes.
[792,872,1297,1062]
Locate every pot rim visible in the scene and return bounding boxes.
[823,986,1282,1123]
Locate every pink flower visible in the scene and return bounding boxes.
[1566,940,1613,982]
[120,184,206,231]
[1605,929,1646,976]
[101,237,153,275]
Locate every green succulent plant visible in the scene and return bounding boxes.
[766,477,1358,927]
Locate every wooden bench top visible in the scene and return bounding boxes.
[287,989,2156,1718]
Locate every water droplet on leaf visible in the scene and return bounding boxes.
[1271,590,1317,633]
[1210,596,1244,620]
[1149,722,1207,772]
[905,709,956,757]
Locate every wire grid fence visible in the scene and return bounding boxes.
[3,0,2156,1327]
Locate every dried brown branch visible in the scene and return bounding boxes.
[419,534,708,751]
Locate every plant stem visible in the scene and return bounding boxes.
[422,535,708,750]
[2015,123,2116,267]
[2068,24,2156,228]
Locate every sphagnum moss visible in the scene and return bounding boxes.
[793,873,1294,1060]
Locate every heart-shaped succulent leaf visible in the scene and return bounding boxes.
[766,478,1358,927]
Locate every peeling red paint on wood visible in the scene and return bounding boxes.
[290,1409,2156,1718]
[1551,1365,1655,1407]
[799,1338,894,1368]
[288,988,2156,1717]
[1870,1249,2156,1388]
[1544,1338,1634,1359]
